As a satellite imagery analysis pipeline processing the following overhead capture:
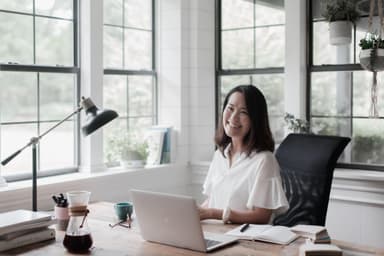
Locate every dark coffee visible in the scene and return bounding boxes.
[63,234,93,253]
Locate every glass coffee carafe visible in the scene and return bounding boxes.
[63,191,93,253]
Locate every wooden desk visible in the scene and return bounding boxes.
[5,202,384,255]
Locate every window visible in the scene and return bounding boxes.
[0,1,79,180]
[103,0,156,166]
[217,0,285,142]
[310,0,384,169]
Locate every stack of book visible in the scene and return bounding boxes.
[146,126,174,165]
[299,243,342,256]
[291,224,331,244]
[0,209,56,252]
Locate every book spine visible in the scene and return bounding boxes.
[0,228,55,252]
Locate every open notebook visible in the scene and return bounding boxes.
[225,224,299,245]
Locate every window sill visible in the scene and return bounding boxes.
[334,168,384,181]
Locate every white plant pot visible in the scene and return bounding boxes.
[329,21,352,45]
[120,159,145,169]
[359,48,384,72]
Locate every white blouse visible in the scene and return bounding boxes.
[202,146,289,218]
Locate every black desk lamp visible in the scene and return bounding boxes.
[1,97,118,211]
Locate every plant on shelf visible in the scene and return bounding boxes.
[359,33,384,50]
[107,132,148,168]
[284,113,310,134]
[321,0,360,45]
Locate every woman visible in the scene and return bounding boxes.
[199,85,288,224]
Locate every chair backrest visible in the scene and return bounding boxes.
[273,133,350,227]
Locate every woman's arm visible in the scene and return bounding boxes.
[198,206,272,224]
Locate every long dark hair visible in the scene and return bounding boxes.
[215,85,275,156]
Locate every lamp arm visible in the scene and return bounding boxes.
[1,106,83,166]
[38,106,83,141]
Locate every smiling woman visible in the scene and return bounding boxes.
[198,85,288,225]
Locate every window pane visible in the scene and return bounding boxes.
[103,0,155,167]
[312,71,384,118]
[222,26,284,69]
[311,72,352,116]
[353,71,384,117]
[40,121,75,170]
[255,26,285,67]
[35,17,73,65]
[0,1,33,13]
[0,72,37,122]
[128,76,153,116]
[128,117,152,133]
[103,117,152,165]
[222,29,254,69]
[40,73,75,121]
[221,0,254,29]
[35,0,73,19]
[352,118,384,165]
[311,117,350,136]
[1,124,36,175]
[124,0,152,29]
[104,75,127,116]
[0,12,33,64]
[104,118,127,165]
[104,26,123,68]
[104,0,123,26]
[313,21,355,65]
[124,29,152,70]
[255,3,285,26]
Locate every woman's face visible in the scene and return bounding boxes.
[222,92,251,143]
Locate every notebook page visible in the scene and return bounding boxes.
[256,226,298,245]
[225,224,272,239]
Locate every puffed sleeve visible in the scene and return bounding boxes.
[246,152,289,215]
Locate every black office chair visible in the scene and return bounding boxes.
[273,133,350,227]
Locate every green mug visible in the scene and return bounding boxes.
[114,202,133,221]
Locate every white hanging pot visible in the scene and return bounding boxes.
[329,21,352,45]
[359,48,384,71]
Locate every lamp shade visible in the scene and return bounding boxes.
[80,97,118,136]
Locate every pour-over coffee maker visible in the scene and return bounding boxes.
[63,191,93,253]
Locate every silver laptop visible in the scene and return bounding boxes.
[130,189,238,252]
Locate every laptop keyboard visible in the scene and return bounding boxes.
[205,239,221,248]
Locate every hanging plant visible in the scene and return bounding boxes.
[359,32,384,71]
[322,0,360,45]
[358,0,384,117]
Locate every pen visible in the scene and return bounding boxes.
[240,223,250,233]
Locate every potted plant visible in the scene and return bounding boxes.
[322,0,360,45]
[359,32,384,71]
[108,133,148,168]
[284,113,310,134]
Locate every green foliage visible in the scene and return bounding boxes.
[284,113,310,133]
[322,0,360,23]
[107,132,148,162]
[359,32,384,50]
